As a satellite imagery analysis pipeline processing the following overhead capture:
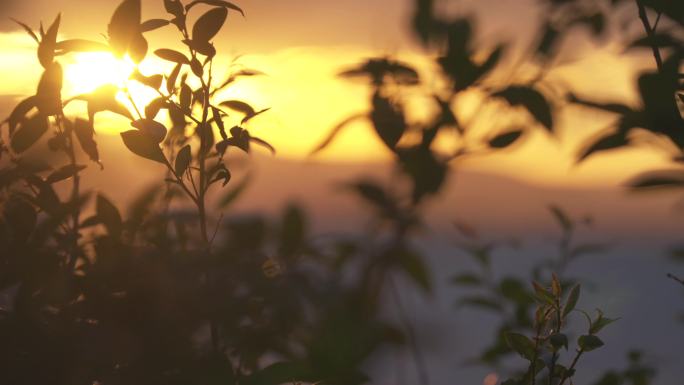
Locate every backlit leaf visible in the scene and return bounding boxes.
[121,130,166,164]
[46,164,87,184]
[175,144,191,177]
[192,7,228,42]
[11,114,49,153]
[488,130,524,149]
[155,48,190,64]
[494,86,554,131]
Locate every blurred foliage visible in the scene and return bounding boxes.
[0,0,679,384]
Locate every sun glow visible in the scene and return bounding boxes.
[64,52,136,95]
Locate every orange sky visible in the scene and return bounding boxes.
[0,0,675,187]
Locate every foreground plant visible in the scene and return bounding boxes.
[501,274,617,385]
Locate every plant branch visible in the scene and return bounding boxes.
[635,0,664,71]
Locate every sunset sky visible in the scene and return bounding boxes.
[1,2,682,385]
[0,0,674,187]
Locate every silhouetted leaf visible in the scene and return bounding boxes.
[175,144,191,177]
[131,71,163,89]
[167,63,182,94]
[38,14,60,68]
[10,18,39,43]
[488,130,524,148]
[8,96,37,135]
[97,194,123,237]
[186,0,245,17]
[371,92,406,150]
[250,136,276,155]
[35,62,63,116]
[190,57,204,77]
[212,106,227,140]
[505,333,536,360]
[494,86,553,131]
[578,129,629,162]
[108,0,142,56]
[132,120,166,144]
[121,130,166,164]
[219,100,255,116]
[155,48,190,64]
[11,114,49,153]
[180,83,192,111]
[192,7,228,43]
[218,174,251,207]
[578,335,604,351]
[55,39,111,54]
[140,18,170,32]
[311,114,366,155]
[549,205,572,232]
[129,33,148,63]
[73,118,101,165]
[626,169,684,189]
[340,57,419,86]
[85,85,133,121]
[46,164,87,184]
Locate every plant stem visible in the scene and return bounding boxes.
[558,349,584,385]
[635,0,663,72]
[59,114,80,271]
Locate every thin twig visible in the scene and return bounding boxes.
[667,273,684,287]
[635,0,664,71]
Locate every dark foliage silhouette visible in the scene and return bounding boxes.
[0,0,680,384]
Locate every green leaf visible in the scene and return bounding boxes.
[532,281,556,305]
[45,164,87,184]
[562,284,580,318]
[590,312,618,334]
[578,334,604,351]
[488,130,524,149]
[154,48,190,64]
[11,114,49,153]
[494,86,553,131]
[549,333,568,350]
[120,130,166,164]
[175,144,191,177]
[505,332,536,361]
[192,7,228,43]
